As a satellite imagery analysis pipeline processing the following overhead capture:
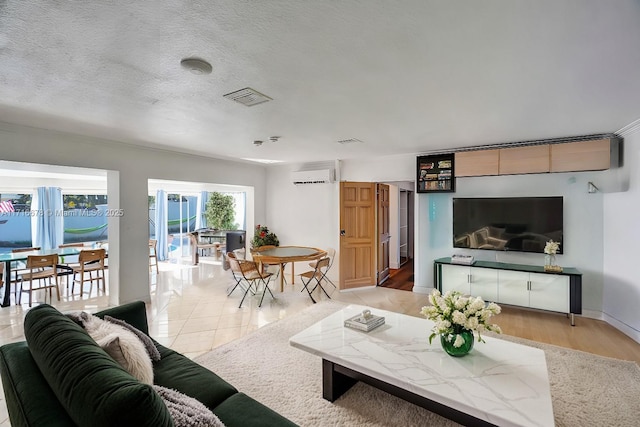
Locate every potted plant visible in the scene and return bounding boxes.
[204,192,238,230]
[251,224,279,248]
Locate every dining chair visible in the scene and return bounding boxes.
[299,256,332,304]
[237,259,274,308]
[18,254,60,307]
[149,239,158,272]
[57,243,86,293]
[308,247,337,289]
[226,252,251,297]
[70,248,107,297]
[227,253,273,307]
[95,241,109,269]
[187,233,219,265]
[58,243,85,248]
[253,245,285,285]
[10,247,42,283]
[58,242,85,266]
[11,247,41,253]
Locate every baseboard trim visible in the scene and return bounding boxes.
[581,309,604,321]
[339,285,377,292]
[412,286,433,295]
[601,312,640,344]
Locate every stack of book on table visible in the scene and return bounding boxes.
[344,310,385,332]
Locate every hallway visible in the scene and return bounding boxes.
[379,259,414,291]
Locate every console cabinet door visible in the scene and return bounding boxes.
[469,267,498,302]
[497,270,530,307]
[440,264,470,295]
[529,272,569,313]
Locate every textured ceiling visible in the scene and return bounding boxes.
[1,1,639,165]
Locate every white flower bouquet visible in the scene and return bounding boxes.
[420,289,502,347]
[544,240,560,255]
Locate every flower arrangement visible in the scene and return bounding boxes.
[420,289,502,347]
[544,240,560,255]
[543,239,562,272]
[251,224,279,248]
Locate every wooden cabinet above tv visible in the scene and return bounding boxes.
[550,138,614,172]
[499,145,550,175]
[455,149,499,177]
[456,137,619,177]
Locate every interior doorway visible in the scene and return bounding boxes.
[378,259,414,291]
[338,181,414,290]
[384,182,414,291]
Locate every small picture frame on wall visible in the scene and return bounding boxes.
[417,153,455,193]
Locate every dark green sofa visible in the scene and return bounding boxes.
[0,301,297,427]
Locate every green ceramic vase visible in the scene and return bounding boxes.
[440,329,475,357]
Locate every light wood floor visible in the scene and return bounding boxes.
[382,260,640,365]
[479,305,640,364]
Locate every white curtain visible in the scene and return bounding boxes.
[31,187,63,250]
[196,191,208,230]
[230,192,246,230]
[155,190,168,261]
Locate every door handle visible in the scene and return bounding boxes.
[340,230,346,236]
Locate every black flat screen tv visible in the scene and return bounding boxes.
[453,197,563,254]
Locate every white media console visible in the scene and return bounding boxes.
[434,258,582,325]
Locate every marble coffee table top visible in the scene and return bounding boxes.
[290,304,554,427]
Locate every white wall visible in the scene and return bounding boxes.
[416,171,607,315]
[603,129,640,341]
[0,122,266,305]
[267,151,621,319]
[265,165,339,280]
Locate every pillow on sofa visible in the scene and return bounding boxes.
[24,304,172,427]
[73,311,154,384]
[153,385,226,427]
[104,314,161,362]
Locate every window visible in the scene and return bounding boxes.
[0,193,33,251]
[62,194,109,244]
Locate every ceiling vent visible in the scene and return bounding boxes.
[337,138,363,145]
[223,87,273,106]
[291,169,335,185]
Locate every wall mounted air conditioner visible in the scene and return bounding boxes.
[291,169,335,184]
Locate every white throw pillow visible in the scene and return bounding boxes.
[78,312,154,385]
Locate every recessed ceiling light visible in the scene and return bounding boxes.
[180,57,212,75]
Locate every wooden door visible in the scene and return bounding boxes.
[377,183,390,285]
[340,182,376,289]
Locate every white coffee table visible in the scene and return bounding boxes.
[289,305,554,427]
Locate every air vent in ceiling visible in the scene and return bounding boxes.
[223,87,272,107]
[337,138,363,145]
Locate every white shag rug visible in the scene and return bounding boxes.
[195,302,640,427]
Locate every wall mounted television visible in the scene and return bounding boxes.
[453,197,563,254]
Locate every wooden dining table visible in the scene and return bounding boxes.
[0,246,103,307]
[252,246,326,292]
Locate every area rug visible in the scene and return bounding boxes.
[195,302,640,427]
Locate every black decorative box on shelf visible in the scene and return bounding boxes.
[417,153,455,193]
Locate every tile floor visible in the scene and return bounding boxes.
[0,255,431,425]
